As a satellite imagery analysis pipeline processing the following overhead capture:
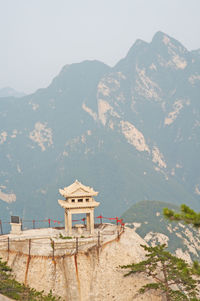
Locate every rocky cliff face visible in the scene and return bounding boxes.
[122,200,200,263]
[0,31,199,221]
[0,227,162,301]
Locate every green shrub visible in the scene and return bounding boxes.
[59,233,72,239]
[0,257,62,300]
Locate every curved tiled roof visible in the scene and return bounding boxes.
[59,180,98,197]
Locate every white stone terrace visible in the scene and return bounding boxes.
[0,223,123,257]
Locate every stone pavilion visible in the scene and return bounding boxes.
[58,180,100,235]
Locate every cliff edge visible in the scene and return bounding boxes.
[0,225,162,301]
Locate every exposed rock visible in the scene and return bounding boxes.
[0,189,16,203]
[122,200,200,263]
[29,122,53,151]
[120,120,150,153]
[0,226,162,301]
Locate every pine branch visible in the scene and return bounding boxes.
[163,205,200,228]
[121,244,200,301]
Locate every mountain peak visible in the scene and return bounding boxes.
[152,31,168,41]
[115,38,148,70]
[49,59,110,91]
[152,31,176,46]
[127,38,148,55]
[151,31,188,54]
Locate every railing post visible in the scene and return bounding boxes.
[28,239,31,257]
[52,240,55,260]
[98,231,100,247]
[76,237,78,253]
[8,237,10,252]
[21,218,23,231]
[0,220,3,235]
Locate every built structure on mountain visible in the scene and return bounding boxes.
[58,180,100,234]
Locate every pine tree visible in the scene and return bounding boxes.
[121,244,200,301]
[163,204,200,276]
[163,204,200,228]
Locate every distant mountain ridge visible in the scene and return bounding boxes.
[0,87,26,98]
[0,31,199,222]
[121,200,200,262]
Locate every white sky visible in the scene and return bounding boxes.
[0,0,200,94]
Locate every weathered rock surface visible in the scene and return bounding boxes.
[122,200,200,263]
[0,226,162,301]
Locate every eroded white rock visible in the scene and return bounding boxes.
[29,122,53,151]
[120,120,150,152]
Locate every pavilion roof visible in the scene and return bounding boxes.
[59,180,98,198]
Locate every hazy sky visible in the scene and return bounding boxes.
[0,0,200,94]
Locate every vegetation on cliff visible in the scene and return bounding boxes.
[0,257,61,300]
[121,200,200,261]
[121,244,200,301]
[163,204,200,228]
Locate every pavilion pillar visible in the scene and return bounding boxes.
[90,210,94,234]
[86,213,90,231]
[65,209,68,232]
[68,211,72,235]
[65,210,72,235]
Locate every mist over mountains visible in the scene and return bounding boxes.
[0,31,199,221]
[0,87,26,98]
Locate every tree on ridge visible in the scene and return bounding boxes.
[121,244,200,301]
[163,204,200,228]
